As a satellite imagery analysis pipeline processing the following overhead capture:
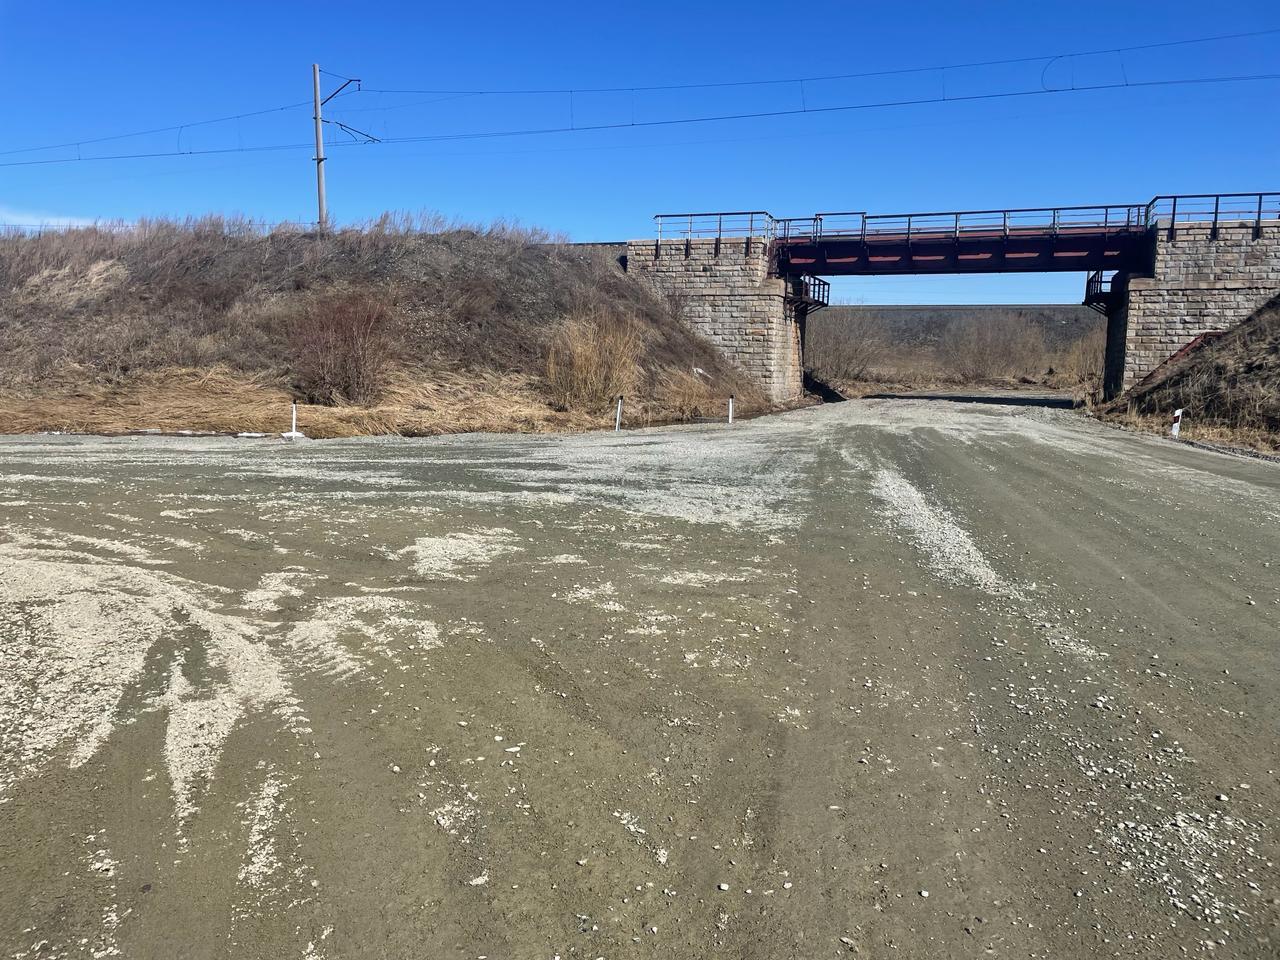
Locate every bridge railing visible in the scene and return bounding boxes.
[776,204,1148,244]
[654,211,775,242]
[655,193,1278,245]
[1146,192,1280,239]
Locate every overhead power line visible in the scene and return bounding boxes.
[321,72,1280,144]
[0,99,315,159]
[4,24,1275,163]
[0,142,313,168]
[358,26,1280,96]
[0,71,1276,170]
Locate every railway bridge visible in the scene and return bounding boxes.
[624,192,1280,401]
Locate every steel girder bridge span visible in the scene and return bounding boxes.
[653,193,1279,306]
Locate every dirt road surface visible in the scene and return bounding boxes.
[1,399,1277,959]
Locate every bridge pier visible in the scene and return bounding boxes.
[1104,221,1280,398]
[625,237,804,402]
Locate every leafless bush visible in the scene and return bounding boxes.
[1053,326,1107,405]
[290,291,395,405]
[805,314,887,383]
[546,308,641,412]
[943,316,1047,381]
[1055,326,1106,384]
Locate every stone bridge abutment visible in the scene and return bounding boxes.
[1104,222,1280,396]
[625,238,804,402]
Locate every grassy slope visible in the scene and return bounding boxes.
[0,219,763,436]
[1100,294,1280,451]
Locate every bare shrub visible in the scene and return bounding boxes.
[943,316,1047,381]
[545,308,641,412]
[805,313,887,383]
[1056,326,1106,385]
[1054,326,1107,404]
[291,291,394,405]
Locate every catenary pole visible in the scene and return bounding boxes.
[312,63,327,231]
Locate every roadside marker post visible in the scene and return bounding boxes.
[615,395,624,432]
[728,395,735,425]
[282,401,306,441]
[1171,408,1184,438]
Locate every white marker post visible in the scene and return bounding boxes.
[1170,408,1184,438]
[614,395,624,432]
[728,395,735,425]
[282,401,306,441]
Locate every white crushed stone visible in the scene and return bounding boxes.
[162,658,245,826]
[563,581,625,612]
[869,469,1014,596]
[397,528,518,580]
[0,473,103,485]
[237,769,285,890]
[159,507,220,519]
[659,571,719,586]
[0,538,297,827]
[285,595,442,677]
[10,527,160,565]
[242,569,311,612]
[430,800,478,837]
[866,469,1103,660]
[542,553,587,566]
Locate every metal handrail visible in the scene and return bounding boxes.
[653,209,774,218]
[1144,192,1279,240]
[779,206,1146,243]
[654,211,775,241]
[1145,191,1279,219]
[654,193,1278,243]
[824,202,1147,220]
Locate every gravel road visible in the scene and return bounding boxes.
[1,399,1277,959]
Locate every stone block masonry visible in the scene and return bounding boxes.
[624,238,803,402]
[1115,221,1280,392]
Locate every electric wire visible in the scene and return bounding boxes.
[358,26,1280,95]
[0,71,1275,169]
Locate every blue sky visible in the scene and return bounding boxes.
[1,1,1276,303]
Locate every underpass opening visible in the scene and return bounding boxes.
[630,194,1279,404]
[805,291,1104,405]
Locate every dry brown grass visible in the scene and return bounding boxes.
[0,366,599,439]
[0,217,637,389]
[0,361,773,439]
[1053,326,1107,386]
[1101,407,1280,454]
[1101,294,1280,446]
[545,308,642,412]
[648,369,742,421]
